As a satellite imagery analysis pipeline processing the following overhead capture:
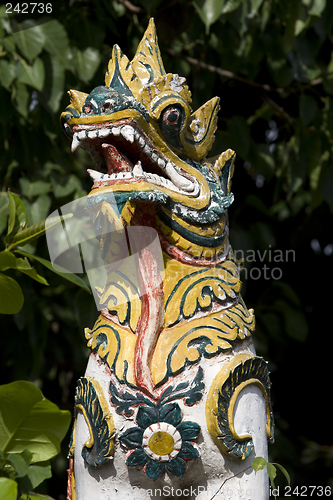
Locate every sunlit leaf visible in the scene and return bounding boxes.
[7,191,26,237]
[0,274,24,314]
[40,19,70,66]
[252,456,267,473]
[20,461,52,490]
[19,179,51,198]
[0,478,17,500]
[72,47,101,83]
[222,0,243,14]
[0,250,17,271]
[10,214,72,249]
[273,462,291,485]
[16,57,45,91]
[0,193,9,235]
[13,21,45,61]
[308,0,326,16]
[51,174,82,198]
[15,250,91,293]
[249,0,264,16]
[45,55,65,112]
[0,381,71,462]
[266,462,277,483]
[0,60,16,89]
[20,494,54,500]
[193,0,225,32]
[7,453,30,478]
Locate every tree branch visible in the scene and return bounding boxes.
[209,466,252,500]
[167,49,285,94]
[168,49,295,124]
[117,0,143,13]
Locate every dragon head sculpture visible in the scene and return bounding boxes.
[60,18,235,263]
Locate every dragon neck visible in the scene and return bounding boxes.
[156,206,230,263]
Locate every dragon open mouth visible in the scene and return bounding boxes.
[71,118,199,195]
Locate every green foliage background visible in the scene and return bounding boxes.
[0,0,332,497]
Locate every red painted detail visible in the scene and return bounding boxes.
[159,228,230,266]
[102,143,132,173]
[132,230,164,398]
[67,457,74,500]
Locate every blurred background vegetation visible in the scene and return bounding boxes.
[0,0,332,498]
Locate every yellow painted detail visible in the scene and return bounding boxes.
[68,89,88,114]
[66,108,144,127]
[96,265,141,333]
[159,208,227,238]
[205,354,273,459]
[182,97,220,160]
[148,432,175,455]
[155,215,229,259]
[162,252,241,327]
[76,403,95,449]
[212,149,236,195]
[151,302,255,385]
[120,200,137,226]
[130,18,166,88]
[85,316,137,385]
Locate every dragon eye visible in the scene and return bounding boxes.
[159,104,184,149]
[163,107,180,126]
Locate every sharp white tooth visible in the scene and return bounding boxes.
[133,161,144,177]
[87,169,104,181]
[111,127,121,136]
[87,130,98,139]
[152,174,161,185]
[165,162,194,192]
[98,128,109,138]
[71,134,80,152]
[138,136,145,148]
[158,158,165,169]
[120,125,135,143]
[78,130,86,140]
[151,153,158,162]
[143,144,151,155]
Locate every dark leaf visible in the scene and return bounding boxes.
[136,406,159,429]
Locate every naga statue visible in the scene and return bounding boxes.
[59,19,274,500]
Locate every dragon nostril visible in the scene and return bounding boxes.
[101,102,111,113]
[85,104,95,115]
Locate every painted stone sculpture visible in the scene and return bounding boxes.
[61,19,274,500]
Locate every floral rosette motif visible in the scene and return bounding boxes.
[119,402,200,480]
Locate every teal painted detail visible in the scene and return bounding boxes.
[157,208,228,248]
[109,55,133,97]
[81,85,150,122]
[215,357,274,459]
[71,378,115,467]
[117,369,203,480]
[170,160,234,225]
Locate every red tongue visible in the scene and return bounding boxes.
[102,143,133,174]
